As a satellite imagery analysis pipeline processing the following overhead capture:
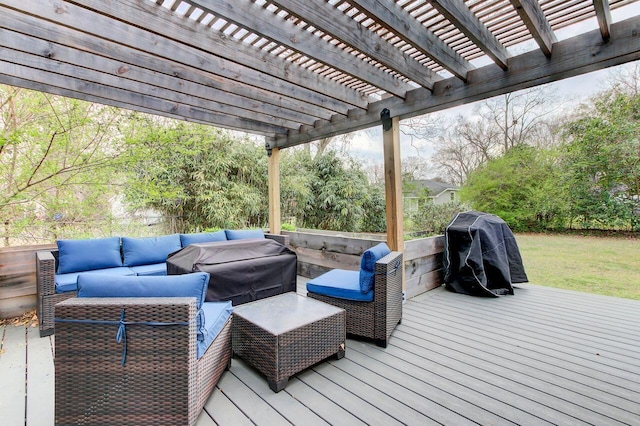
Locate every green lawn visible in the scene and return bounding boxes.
[516,233,640,300]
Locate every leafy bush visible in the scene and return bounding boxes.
[406,201,469,236]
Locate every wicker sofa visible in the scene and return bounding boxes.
[54,273,232,425]
[37,230,288,337]
[306,243,403,348]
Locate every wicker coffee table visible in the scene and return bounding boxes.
[232,292,346,392]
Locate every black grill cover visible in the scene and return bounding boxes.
[443,211,528,297]
[167,239,297,305]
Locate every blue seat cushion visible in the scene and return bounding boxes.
[197,301,233,359]
[122,234,182,267]
[225,229,265,240]
[130,263,167,276]
[57,237,122,274]
[55,267,136,293]
[359,242,391,293]
[180,231,227,246]
[306,269,374,302]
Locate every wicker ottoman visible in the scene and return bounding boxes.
[232,292,346,392]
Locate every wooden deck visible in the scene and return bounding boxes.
[1,280,639,425]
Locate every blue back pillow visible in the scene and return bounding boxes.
[77,272,209,310]
[359,242,391,293]
[225,229,265,240]
[57,237,122,274]
[122,234,182,267]
[180,230,227,246]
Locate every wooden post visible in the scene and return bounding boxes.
[382,109,404,253]
[267,145,281,235]
[382,110,405,293]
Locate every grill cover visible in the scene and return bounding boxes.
[443,211,528,297]
[167,238,297,305]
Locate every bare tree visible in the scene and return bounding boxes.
[430,86,563,184]
[608,62,640,96]
[400,114,443,157]
[303,133,354,158]
[481,87,557,151]
[431,128,487,185]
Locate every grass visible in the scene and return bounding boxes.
[516,233,640,300]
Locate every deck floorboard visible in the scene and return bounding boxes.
[2,280,639,426]
[0,325,26,426]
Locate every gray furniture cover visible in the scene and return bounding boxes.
[167,239,297,305]
[443,211,528,297]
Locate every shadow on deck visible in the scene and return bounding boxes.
[1,279,639,425]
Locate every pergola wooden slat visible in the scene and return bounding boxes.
[2,0,640,256]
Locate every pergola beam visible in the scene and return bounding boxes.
[276,15,640,147]
[269,0,440,90]
[1,7,336,123]
[0,63,286,136]
[191,0,414,98]
[428,0,511,70]
[0,24,311,129]
[593,0,613,41]
[6,0,365,115]
[509,0,557,57]
[345,0,474,81]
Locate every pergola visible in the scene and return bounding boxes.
[2,0,640,252]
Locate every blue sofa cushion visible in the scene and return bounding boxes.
[55,267,136,293]
[225,229,265,240]
[121,234,182,267]
[359,243,391,293]
[197,301,233,359]
[77,272,210,341]
[77,272,209,309]
[180,231,227,246]
[130,263,167,276]
[57,237,122,274]
[306,269,374,302]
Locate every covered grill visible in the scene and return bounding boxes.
[443,211,528,297]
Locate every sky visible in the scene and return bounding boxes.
[345,3,640,163]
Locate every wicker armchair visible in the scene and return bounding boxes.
[55,297,231,426]
[307,251,403,348]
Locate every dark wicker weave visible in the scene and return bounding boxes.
[36,233,288,337]
[55,297,231,426]
[232,293,345,392]
[36,250,72,337]
[307,251,403,348]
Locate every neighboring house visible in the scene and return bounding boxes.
[404,179,460,212]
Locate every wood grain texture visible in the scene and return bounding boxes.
[509,0,557,56]
[268,147,282,236]
[429,0,510,69]
[383,116,404,254]
[0,245,55,318]
[346,0,474,80]
[190,0,413,97]
[269,0,438,89]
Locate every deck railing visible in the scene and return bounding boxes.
[285,230,444,300]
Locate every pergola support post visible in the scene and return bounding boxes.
[267,141,281,235]
[381,108,404,254]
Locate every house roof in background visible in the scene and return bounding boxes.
[2,0,640,148]
[405,179,460,197]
